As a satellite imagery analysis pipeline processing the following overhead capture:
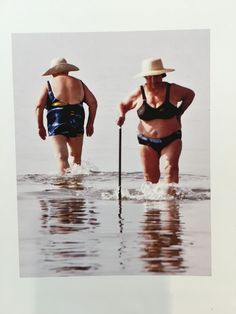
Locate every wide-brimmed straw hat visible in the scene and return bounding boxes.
[135,58,175,77]
[42,57,79,76]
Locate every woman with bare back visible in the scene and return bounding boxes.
[36,57,97,175]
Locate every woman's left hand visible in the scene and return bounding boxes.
[86,123,94,136]
[38,126,47,140]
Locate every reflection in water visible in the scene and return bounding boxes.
[139,200,185,274]
[18,172,210,276]
[40,198,99,234]
[38,178,101,274]
[51,174,85,191]
[118,199,124,234]
[117,199,126,270]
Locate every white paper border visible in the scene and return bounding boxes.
[1,1,236,313]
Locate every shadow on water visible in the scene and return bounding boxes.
[139,200,186,274]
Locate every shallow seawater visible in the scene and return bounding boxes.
[17,169,211,277]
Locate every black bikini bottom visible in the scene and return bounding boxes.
[137,130,182,155]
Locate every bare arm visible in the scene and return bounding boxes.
[83,83,98,137]
[117,88,141,126]
[35,86,48,140]
[173,83,195,115]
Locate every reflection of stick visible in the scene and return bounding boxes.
[118,127,122,200]
[118,198,123,233]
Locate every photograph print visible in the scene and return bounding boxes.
[12,29,210,277]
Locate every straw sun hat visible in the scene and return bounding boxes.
[42,57,79,76]
[135,58,174,77]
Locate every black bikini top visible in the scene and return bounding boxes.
[137,83,179,121]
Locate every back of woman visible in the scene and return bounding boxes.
[36,57,97,175]
[51,75,84,105]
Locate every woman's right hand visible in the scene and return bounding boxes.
[117,116,125,127]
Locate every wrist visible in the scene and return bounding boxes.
[178,106,184,115]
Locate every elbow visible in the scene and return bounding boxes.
[117,102,122,111]
[35,104,40,113]
[88,99,97,112]
[35,103,45,114]
[118,102,126,114]
[190,89,195,101]
[192,90,195,99]
[185,89,195,103]
[92,100,98,110]
[91,96,98,107]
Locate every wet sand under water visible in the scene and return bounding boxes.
[17,174,210,277]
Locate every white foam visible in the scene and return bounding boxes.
[101,181,210,201]
[68,160,99,175]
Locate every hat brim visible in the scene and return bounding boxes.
[42,64,79,76]
[134,68,175,78]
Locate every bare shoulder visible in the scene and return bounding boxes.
[171,82,194,93]
[170,83,195,99]
[123,86,142,105]
[39,84,48,97]
[131,86,142,97]
[80,81,94,95]
[80,81,97,104]
[67,75,82,85]
[36,84,48,107]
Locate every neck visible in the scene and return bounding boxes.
[53,72,69,77]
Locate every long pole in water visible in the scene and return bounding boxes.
[118,127,122,200]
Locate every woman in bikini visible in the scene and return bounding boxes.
[36,57,97,175]
[117,58,195,184]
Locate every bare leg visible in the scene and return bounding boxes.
[161,139,182,184]
[67,135,84,165]
[51,135,70,175]
[139,144,160,183]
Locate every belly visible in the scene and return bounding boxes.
[138,117,181,138]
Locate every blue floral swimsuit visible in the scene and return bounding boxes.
[46,81,85,137]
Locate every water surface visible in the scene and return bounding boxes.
[17,171,210,277]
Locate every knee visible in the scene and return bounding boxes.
[56,151,68,162]
[165,163,179,176]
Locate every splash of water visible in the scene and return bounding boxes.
[18,171,210,201]
[66,160,99,176]
[101,181,210,201]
